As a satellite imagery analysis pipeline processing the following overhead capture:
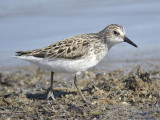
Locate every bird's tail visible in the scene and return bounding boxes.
[15,51,33,56]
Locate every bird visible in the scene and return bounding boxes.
[14,24,137,103]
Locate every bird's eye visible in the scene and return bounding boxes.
[114,31,119,35]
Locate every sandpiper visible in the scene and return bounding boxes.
[14,24,137,103]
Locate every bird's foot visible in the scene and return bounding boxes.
[84,100,92,106]
[47,89,55,100]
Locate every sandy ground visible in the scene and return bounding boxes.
[1,1,160,119]
[0,65,159,120]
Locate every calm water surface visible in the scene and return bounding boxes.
[0,0,160,69]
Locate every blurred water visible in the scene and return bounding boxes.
[0,0,160,68]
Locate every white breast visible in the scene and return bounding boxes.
[15,55,97,73]
[14,47,108,73]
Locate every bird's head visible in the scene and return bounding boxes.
[101,24,137,48]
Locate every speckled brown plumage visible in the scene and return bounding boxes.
[16,33,104,60]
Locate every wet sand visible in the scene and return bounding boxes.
[0,65,159,119]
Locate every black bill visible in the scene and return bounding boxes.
[124,36,137,48]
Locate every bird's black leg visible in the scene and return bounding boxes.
[47,71,55,100]
[74,74,91,104]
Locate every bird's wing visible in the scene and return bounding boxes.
[16,35,91,60]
